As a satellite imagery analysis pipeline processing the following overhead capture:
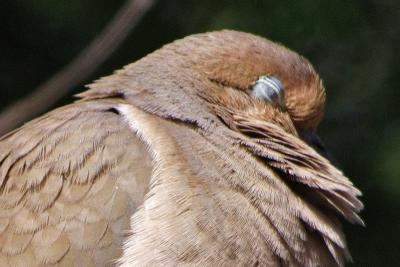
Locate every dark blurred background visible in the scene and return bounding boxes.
[1,1,399,265]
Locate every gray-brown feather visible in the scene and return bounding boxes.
[0,100,152,266]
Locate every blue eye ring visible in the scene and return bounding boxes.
[251,75,285,108]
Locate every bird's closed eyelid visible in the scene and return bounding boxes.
[251,75,285,108]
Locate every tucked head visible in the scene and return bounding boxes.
[85,30,326,144]
[161,30,326,133]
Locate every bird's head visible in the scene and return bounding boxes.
[170,30,325,132]
[85,30,331,161]
[148,30,329,159]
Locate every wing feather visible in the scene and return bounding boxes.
[0,100,152,266]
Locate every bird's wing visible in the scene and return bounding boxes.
[0,99,152,266]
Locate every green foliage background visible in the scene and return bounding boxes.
[1,1,399,265]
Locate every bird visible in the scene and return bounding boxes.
[0,30,363,266]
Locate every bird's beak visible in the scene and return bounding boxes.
[298,129,340,167]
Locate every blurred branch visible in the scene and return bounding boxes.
[0,0,155,136]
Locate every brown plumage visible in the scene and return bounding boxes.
[0,30,363,266]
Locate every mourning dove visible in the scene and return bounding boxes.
[0,30,363,266]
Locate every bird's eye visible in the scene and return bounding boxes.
[251,75,285,108]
